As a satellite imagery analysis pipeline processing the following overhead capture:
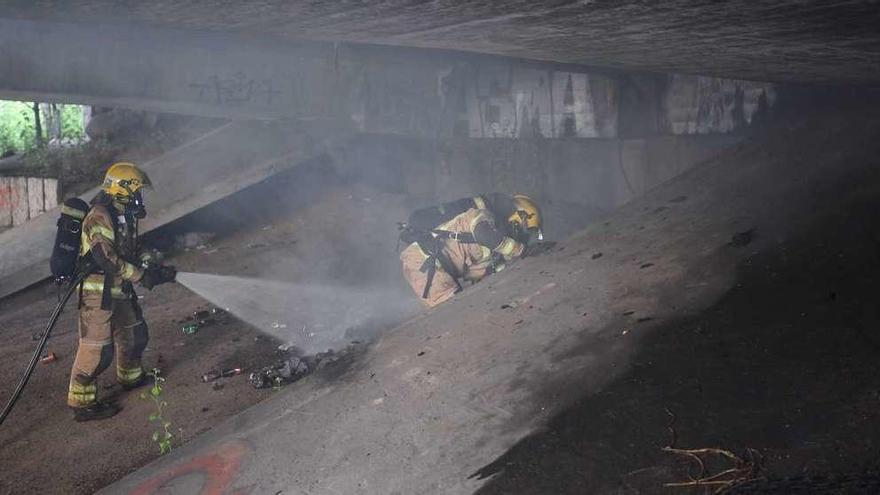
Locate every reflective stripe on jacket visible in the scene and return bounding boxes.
[79,204,143,297]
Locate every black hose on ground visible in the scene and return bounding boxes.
[0,271,88,426]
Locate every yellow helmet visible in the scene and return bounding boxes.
[101,162,151,202]
[508,194,543,240]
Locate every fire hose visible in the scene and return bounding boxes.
[0,269,90,426]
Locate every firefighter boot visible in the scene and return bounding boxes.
[72,402,121,422]
[121,373,150,391]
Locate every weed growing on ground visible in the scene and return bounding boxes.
[139,368,174,454]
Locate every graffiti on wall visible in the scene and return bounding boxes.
[464,65,619,139]
[664,75,775,134]
[189,73,282,106]
[180,61,772,139]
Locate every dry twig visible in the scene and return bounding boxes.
[662,408,764,493]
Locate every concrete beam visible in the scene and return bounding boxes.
[0,18,623,137]
[2,1,879,84]
[0,19,772,139]
[0,18,338,121]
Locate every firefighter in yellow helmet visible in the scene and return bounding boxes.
[67,162,176,421]
[399,193,543,307]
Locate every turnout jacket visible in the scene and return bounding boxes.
[79,194,144,299]
[413,193,525,280]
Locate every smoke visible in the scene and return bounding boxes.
[154,134,601,358]
[175,271,417,354]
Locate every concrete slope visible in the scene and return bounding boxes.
[0,121,351,300]
[101,104,880,494]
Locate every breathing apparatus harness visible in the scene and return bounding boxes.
[398,195,514,300]
[398,223,473,298]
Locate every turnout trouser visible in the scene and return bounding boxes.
[400,243,460,308]
[67,291,149,408]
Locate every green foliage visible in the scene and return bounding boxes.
[0,101,38,155]
[23,138,117,186]
[58,105,86,140]
[139,368,175,455]
[0,100,86,156]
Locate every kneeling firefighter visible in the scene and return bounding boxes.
[399,193,542,307]
[67,162,177,421]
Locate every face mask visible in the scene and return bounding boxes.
[128,190,147,219]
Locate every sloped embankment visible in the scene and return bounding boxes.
[107,96,880,494]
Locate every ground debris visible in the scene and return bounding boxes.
[663,408,765,493]
[663,446,764,493]
[180,306,229,335]
[201,368,243,383]
[248,354,310,389]
[247,347,349,389]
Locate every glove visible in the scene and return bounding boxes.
[140,265,177,290]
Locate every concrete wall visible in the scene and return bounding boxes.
[332,133,742,238]
[664,75,776,134]
[0,176,59,228]
[0,18,774,139]
[462,66,618,138]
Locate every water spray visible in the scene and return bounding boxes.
[174,271,416,355]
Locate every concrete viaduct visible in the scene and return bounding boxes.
[2,2,880,493]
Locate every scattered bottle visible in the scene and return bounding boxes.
[40,352,57,364]
[201,367,243,383]
[182,323,199,335]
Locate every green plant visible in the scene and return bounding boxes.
[0,101,37,154]
[139,368,175,455]
[58,105,86,140]
[0,100,86,156]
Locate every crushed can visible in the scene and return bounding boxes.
[40,352,57,364]
[182,323,199,335]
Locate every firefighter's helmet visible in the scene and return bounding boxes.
[508,194,543,241]
[101,162,152,202]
